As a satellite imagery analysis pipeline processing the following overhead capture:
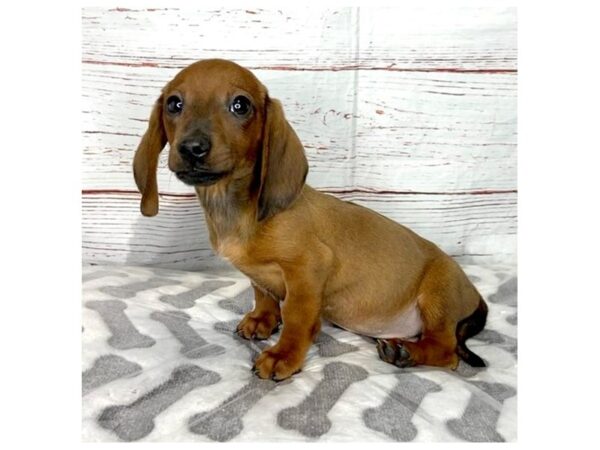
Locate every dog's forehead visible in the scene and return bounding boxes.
[168,59,265,100]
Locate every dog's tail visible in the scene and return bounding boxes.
[455,296,488,367]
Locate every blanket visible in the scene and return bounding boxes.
[81,262,517,442]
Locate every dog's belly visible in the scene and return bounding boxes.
[323,300,422,340]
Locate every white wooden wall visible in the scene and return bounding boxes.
[82,7,517,270]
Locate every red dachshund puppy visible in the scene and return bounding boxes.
[133,59,488,380]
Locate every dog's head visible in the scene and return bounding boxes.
[132,59,308,221]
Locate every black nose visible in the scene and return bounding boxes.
[179,137,211,161]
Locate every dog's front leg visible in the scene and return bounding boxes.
[253,268,324,381]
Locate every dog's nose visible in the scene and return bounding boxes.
[179,137,211,161]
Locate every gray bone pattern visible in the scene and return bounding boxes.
[488,277,518,325]
[489,277,517,307]
[100,278,181,299]
[188,376,283,441]
[82,354,142,395]
[178,319,281,442]
[278,362,369,438]
[85,300,156,349]
[217,287,254,315]
[363,373,442,441]
[446,381,516,442]
[83,268,517,442]
[98,364,221,441]
[476,329,518,357]
[315,331,358,357]
[82,270,128,283]
[150,310,225,358]
[193,320,360,440]
[160,280,235,309]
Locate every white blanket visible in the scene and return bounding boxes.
[82,262,517,442]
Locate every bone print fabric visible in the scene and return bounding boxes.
[82,264,517,442]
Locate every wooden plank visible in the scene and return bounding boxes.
[352,71,516,192]
[81,6,517,268]
[82,7,516,71]
[358,7,517,72]
[82,65,516,193]
[82,191,516,269]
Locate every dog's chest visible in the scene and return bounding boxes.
[216,238,286,299]
[215,237,247,265]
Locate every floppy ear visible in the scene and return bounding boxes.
[132,95,167,217]
[257,97,308,221]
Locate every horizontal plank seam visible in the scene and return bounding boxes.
[82,188,517,197]
[81,60,517,74]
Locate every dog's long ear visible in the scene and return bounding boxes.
[257,97,308,221]
[132,95,167,217]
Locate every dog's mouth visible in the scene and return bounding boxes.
[175,170,227,186]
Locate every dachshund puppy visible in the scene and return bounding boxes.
[133,59,488,380]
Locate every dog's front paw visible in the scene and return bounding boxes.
[252,345,304,381]
[236,310,280,340]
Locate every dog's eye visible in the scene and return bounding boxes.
[229,96,251,116]
[166,95,183,115]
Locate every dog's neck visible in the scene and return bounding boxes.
[195,172,258,250]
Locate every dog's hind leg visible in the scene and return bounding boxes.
[377,257,484,370]
[377,330,459,369]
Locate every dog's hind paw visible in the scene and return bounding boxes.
[376,339,416,368]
